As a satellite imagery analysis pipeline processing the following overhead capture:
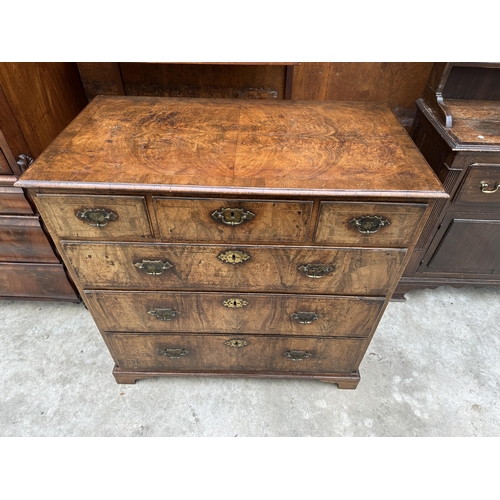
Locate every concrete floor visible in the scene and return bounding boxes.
[1,286,499,437]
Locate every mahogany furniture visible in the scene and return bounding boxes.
[395,63,500,298]
[0,63,86,301]
[16,96,445,388]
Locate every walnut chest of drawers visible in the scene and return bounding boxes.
[16,96,446,389]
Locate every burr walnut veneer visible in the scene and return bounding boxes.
[16,96,446,388]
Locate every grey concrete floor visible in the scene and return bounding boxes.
[1,286,499,437]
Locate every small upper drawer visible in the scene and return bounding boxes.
[314,202,427,247]
[0,182,34,215]
[36,194,153,240]
[152,197,312,243]
[455,164,500,206]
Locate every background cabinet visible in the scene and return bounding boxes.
[394,63,500,299]
[0,63,87,301]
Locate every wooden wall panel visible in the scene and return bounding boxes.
[0,63,88,157]
[77,63,287,101]
[292,63,434,126]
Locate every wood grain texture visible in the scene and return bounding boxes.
[152,197,312,243]
[17,96,446,199]
[77,63,287,101]
[84,290,385,337]
[0,184,34,214]
[36,194,154,240]
[0,215,59,263]
[106,333,365,374]
[0,63,87,157]
[61,241,406,295]
[315,202,427,247]
[292,63,434,125]
[0,262,78,301]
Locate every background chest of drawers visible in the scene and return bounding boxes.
[16,96,445,388]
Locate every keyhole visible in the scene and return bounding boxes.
[232,253,236,261]
[230,211,235,218]
[233,300,237,306]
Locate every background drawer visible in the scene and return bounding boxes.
[107,333,365,374]
[0,182,34,214]
[0,262,77,300]
[62,242,406,295]
[85,290,385,337]
[153,197,312,243]
[455,164,500,206]
[315,202,427,247]
[0,215,59,263]
[36,194,153,240]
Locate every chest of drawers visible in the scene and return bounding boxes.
[16,96,446,389]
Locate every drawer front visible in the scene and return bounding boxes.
[455,164,500,206]
[0,215,60,263]
[36,194,153,240]
[153,197,312,243]
[315,202,427,247]
[107,333,365,374]
[0,185,34,215]
[62,242,406,295]
[0,262,78,300]
[85,291,385,337]
[0,149,13,175]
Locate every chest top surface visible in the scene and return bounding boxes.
[16,96,445,199]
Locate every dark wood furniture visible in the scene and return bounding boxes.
[395,63,500,299]
[17,97,445,388]
[0,63,87,301]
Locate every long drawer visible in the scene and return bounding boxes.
[107,333,366,374]
[85,290,385,337]
[62,242,407,295]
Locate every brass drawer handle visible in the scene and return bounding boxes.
[76,208,118,227]
[291,312,319,324]
[224,339,249,348]
[223,298,249,308]
[480,181,500,194]
[349,215,390,234]
[298,263,335,279]
[158,348,188,358]
[134,259,173,275]
[284,350,312,361]
[211,207,255,225]
[148,308,180,321]
[217,249,251,265]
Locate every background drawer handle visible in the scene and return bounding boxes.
[480,181,500,194]
[349,215,390,234]
[284,350,312,361]
[148,308,180,321]
[298,263,335,279]
[211,207,255,225]
[76,208,118,227]
[224,339,249,348]
[134,259,173,275]
[158,348,188,358]
[291,312,319,324]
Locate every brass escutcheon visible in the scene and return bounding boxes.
[291,312,320,324]
[222,298,249,308]
[480,181,500,194]
[147,308,180,321]
[76,207,118,227]
[217,249,251,265]
[349,215,390,234]
[134,259,173,275]
[211,207,255,226]
[158,348,188,358]
[224,339,249,348]
[298,263,335,279]
[284,350,312,361]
